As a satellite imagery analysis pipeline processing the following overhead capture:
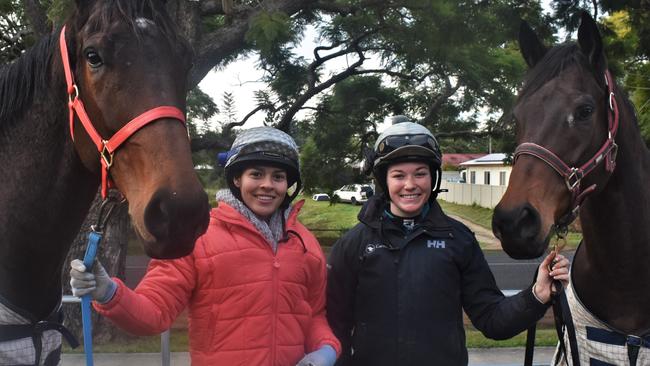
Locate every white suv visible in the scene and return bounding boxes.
[333,184,374,205]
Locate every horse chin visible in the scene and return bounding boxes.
[134,226,198,259]
[142,240,194,259]
[499,231,550,259]
[131,197,210,259]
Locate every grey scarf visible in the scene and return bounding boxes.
[215,189,291,253]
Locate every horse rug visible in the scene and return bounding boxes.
[0,301,61,366]
[551,280,650,366]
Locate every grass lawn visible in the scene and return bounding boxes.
[62,327,558,353]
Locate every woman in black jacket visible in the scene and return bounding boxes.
[326,119,570,366]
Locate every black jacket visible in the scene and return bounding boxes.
[326,195,549,366]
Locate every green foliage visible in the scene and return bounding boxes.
[221,91,237,124]
[299,76,403,192]
[246,11,295,55]
[187,87,219,138]
[0,0,27,63]
[47,0,72,25]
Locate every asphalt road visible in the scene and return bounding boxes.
[126,250,576,292]
[485,250,575,290]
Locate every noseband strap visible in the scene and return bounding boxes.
[513,70,620,227]
[59,26,187,198]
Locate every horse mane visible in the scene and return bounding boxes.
[0,35,56,125]
[517,43,600,102]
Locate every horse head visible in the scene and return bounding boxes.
[492,13,616,259]
[65,0,209,258]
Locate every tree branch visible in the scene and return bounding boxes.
[189,0,320,88]
[276,45,366,131]
[421,75,461,125]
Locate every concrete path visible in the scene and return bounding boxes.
[62,347,557,365]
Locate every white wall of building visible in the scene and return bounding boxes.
[462,165,512,186]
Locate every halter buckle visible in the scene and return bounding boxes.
[609,92,615,111]
[68,85,79,104]
[100,140,114,169]
[566,168,582,191]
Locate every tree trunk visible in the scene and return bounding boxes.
[61,191,132,344]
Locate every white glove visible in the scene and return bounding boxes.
[70,259,117,304]
[296,345,337,366]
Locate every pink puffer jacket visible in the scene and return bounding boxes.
[94,200,341,365]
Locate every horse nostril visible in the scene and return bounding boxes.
[143,188,209,252]
[144,190,171,241]
[516,205,540,240]
[492,204,541,241]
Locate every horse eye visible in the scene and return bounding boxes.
[576,105,594,121]
[85,50,104,68]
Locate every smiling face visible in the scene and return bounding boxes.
[234,165,289,219]
[386,161,432,217]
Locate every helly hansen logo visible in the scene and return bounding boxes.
[427,240,446,249]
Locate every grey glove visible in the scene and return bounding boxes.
[70,259,117,304]
[296,345,337,366]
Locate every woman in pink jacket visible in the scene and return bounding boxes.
[70,127,341,366]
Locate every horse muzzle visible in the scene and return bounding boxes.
[139,187,210,259]
[492,202,548,259]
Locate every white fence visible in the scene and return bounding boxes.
[438,181,507,209]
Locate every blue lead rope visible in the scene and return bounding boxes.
[79,197,118,366]
[81,230,103,366]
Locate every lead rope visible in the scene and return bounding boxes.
[524,229,569,366]
[80,197,119,366]
[548,227,581,366]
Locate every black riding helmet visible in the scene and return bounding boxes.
[365,119,443,202]
[218,127,302,209]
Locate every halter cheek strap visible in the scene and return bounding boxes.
[513,70,620,228]
[59,26,187,198]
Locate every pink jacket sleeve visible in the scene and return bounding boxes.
[305,246,342,356]
[93,254,196,336]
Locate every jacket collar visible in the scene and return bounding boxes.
[358,194,451,231]
[213,198,304,230]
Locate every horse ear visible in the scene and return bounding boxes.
[578,11,605,71]
[518,21,547,68]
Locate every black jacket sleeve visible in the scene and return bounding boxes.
[326,228,361,365]
[460,234,550,340]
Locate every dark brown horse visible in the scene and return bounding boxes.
[492,12,650,338]
[0,0,209,328]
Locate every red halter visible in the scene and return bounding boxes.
[513,70,620,227]
[59,26,187,198]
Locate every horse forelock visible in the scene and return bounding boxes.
[76,0,183,48]
[517,43,602,103]
[0,35,57,128]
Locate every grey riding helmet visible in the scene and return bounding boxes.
[370,120,443,198]
[218,127,302,207]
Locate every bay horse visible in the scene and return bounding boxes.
[0,0,209,362]
[492,12,650,365]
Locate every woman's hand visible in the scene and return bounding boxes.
[532,253,570,304]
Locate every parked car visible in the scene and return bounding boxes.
[332,184,374,205]
[312,193,330,201]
